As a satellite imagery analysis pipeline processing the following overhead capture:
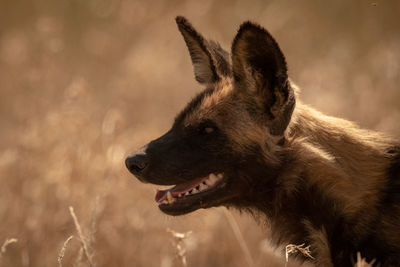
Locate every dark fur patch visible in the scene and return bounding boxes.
[353,146,400,265]
[269,82,295,135]
[384,146,400,204]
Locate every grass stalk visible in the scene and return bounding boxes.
[58,236,73,267]
[69,206,94,267]
[222,208,255,267]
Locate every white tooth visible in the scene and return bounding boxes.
[185,191,190,196]
[209,173,218,183]
[167,191,173,203]
[191,188,199,194]
[178,193,182,198]
[162,200,168,204]
[199,183,208,191]
[205,179,214,186]
[217,173,223,179]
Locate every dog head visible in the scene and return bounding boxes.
[126,16,295,215]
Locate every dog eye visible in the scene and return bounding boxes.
[204,127,214,134]
[197,121,217,135]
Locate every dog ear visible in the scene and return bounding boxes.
[231,22,293,134]
[176,16,220,84]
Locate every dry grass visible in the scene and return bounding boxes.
[57,236,73,267]
[355,253,375,267]
[285,244,314,267]
[223,208,255,267]
[1,239,18,255]
[0,0,399,266]
[69,207,94,267]
[166,228,192,267]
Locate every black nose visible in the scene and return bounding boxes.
[125,154,149,175]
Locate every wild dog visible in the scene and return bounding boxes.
[125,16,400,266]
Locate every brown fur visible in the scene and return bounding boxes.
[126,17,400,266]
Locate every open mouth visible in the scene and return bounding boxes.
[155,173,226,215]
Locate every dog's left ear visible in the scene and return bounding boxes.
[232,22,294,135]
[176,16,220,85]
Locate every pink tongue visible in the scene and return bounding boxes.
[155,176,207,202]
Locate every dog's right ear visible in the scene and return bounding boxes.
[231,21,288,97]
[231,22,294,135]
[176,16,220,85]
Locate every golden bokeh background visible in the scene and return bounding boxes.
[0,0,399,266]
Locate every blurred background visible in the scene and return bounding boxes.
[0,0,399,266]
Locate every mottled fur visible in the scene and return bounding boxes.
[126,17,400,266]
